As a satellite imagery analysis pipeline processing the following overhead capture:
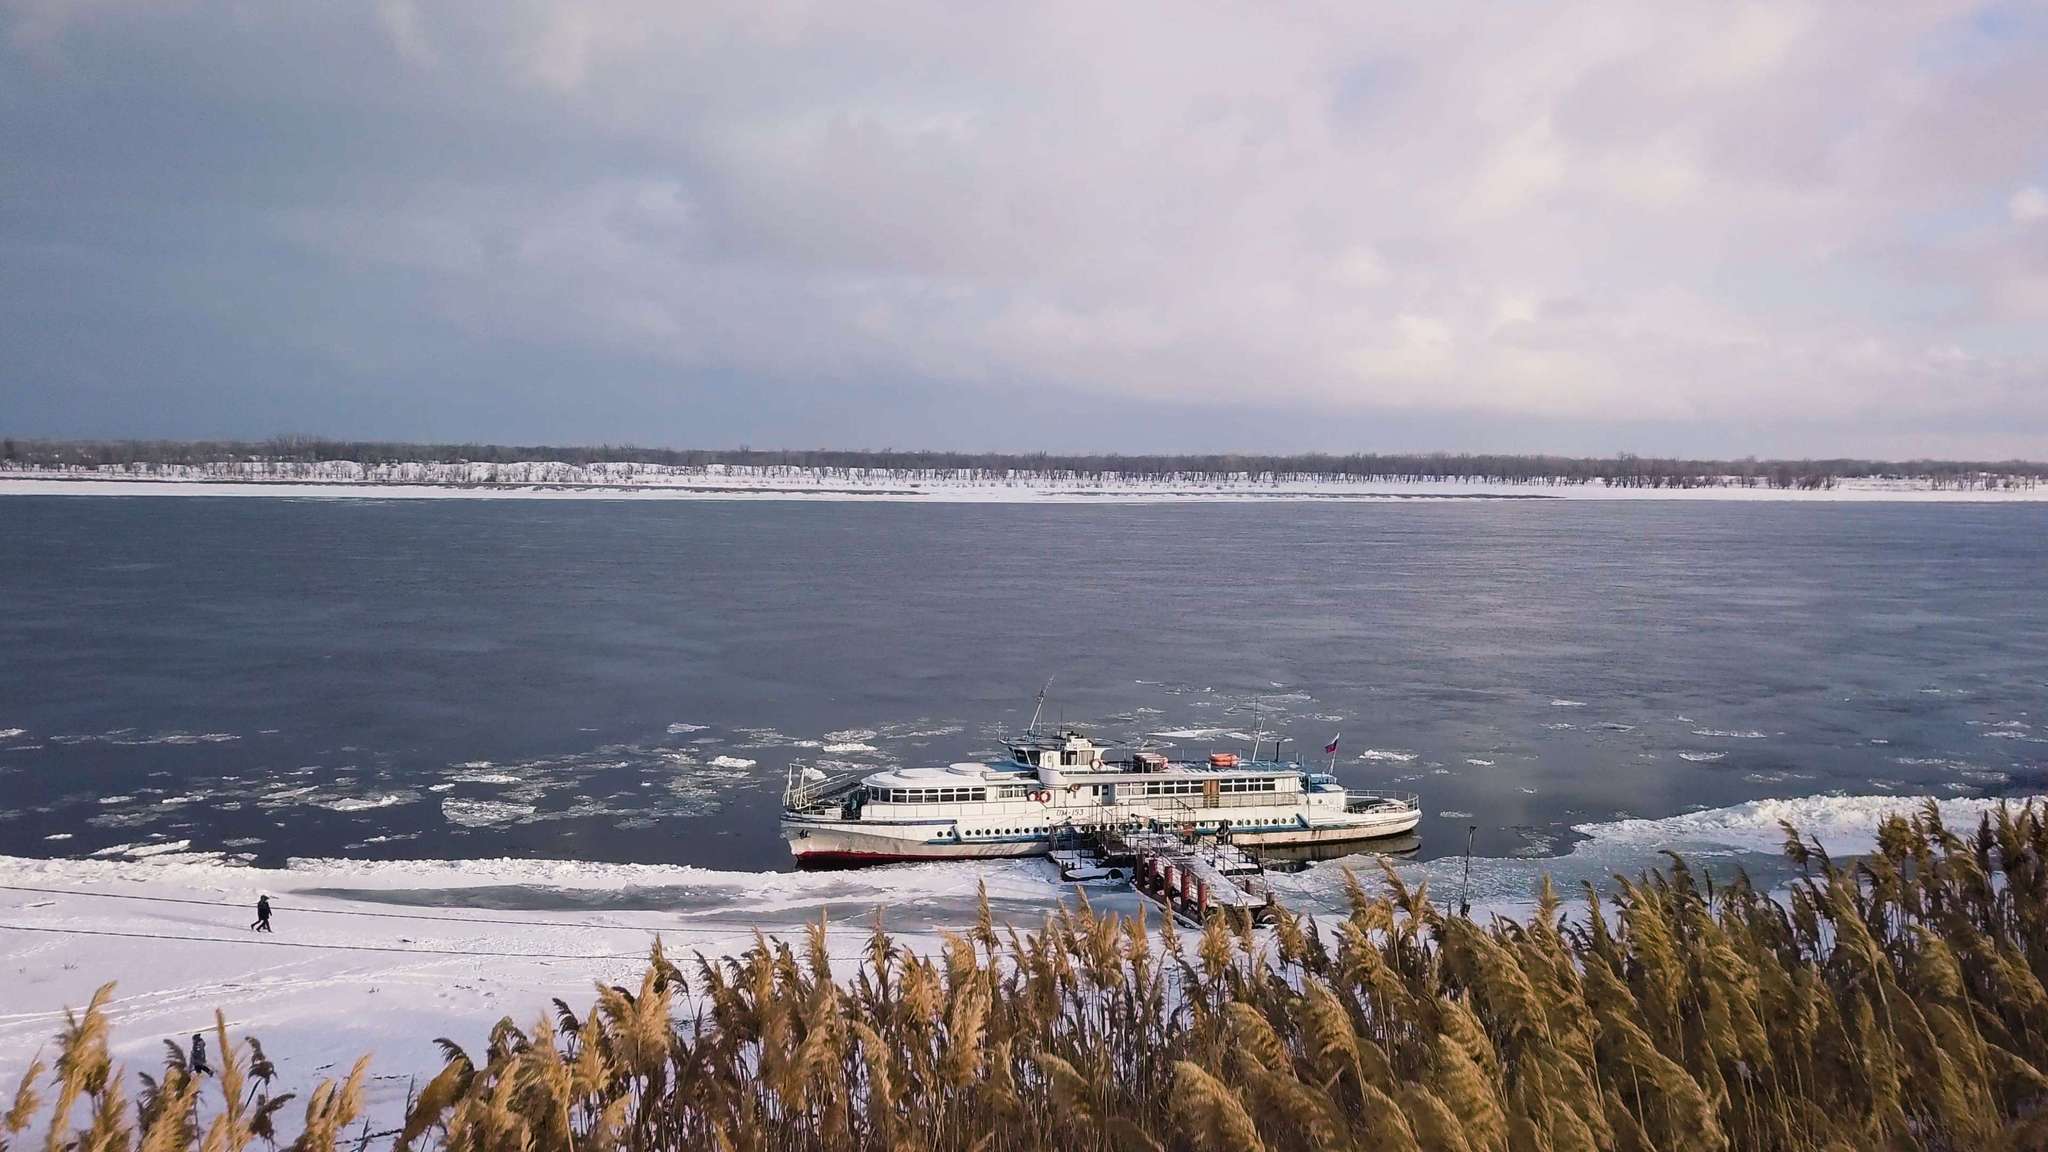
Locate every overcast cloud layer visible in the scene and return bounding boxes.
[4,1,2047,456]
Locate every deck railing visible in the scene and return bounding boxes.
[782,764,866,811]
[1344,791,1421,813]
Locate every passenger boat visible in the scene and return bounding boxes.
[781,726,1421,867]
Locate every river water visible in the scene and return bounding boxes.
[2,496,2043,877]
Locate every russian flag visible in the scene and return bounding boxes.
[1324,733,1341,755]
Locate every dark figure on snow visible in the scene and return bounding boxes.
[190,1033,210,1076]
[251,894,272,932]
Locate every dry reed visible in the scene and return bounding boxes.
[10,800,2047,1151]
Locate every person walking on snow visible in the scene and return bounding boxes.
[251,894,272,932]
[190,1033,210,1076]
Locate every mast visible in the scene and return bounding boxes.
[1027,677,1054,735]
[1249,695,1263,761]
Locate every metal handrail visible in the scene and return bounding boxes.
[1344,791,1421,812]
[782,765,865,810]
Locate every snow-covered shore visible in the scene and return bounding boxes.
[1,790,2031,1133]
[0,852,1089,1131]
[2,466,2044,503]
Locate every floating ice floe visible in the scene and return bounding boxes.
[1549,699,1587,708]
[1678,751,1726,762]
[1148,728,1253,741]
[821,742,877,754]
[709,755,757,769]
[666,723,708,734]
[441,798,538,828]
[324,793,417,812]
[1691,729,1768,739]
[90,839,193,858]
[1356,749,1418,763]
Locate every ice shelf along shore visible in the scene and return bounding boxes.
[2,463,2045,502]
[0,791,2035,1134]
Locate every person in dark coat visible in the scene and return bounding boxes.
[190,1033,211,1076]
[251,894,272,932]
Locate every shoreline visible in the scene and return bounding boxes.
[4,475,2044,503]
[1,790,2030,1132]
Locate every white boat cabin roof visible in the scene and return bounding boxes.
[858,730,1300,791]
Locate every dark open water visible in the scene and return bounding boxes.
[1,496,2043,870]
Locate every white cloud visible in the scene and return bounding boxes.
[6,0,2048,451]
[2014,186,2048,224]
[375,0,435,66]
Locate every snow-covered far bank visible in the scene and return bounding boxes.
[2,466,2045,503]
[0,790,2035,1133]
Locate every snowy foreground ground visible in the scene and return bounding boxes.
[2,465,2042,503]
[0,792,2028,1133]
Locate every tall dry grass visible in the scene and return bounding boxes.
[11,799,2047,1150]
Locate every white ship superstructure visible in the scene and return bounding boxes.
[781,729,1420,865]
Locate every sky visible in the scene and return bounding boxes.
[3,1,2047,458]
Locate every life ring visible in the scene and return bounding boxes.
[1031,790,1051,803]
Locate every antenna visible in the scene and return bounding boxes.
[1249,695,1263,760]
[1027,676,1054,734]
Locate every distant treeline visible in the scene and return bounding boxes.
[4,436,2045,489]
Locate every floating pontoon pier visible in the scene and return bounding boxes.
[1051,821,1282,925]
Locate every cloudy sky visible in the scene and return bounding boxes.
[4,2,2046,456]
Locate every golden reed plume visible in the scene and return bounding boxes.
[9,800,2047,1151]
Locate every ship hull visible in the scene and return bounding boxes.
[1231,807,1421,847]
[785,822,1051,866]
[783,806,1422,866]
